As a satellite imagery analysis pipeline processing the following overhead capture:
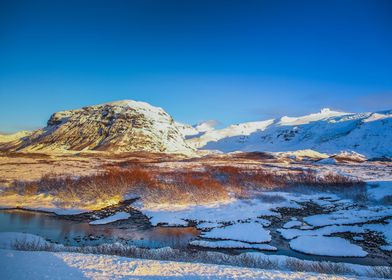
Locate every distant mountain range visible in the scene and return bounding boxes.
[181,108,392,158]
[1,100,391,158]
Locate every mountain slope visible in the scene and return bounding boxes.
[0,131,31,143]
[175,120,218,139]
[0,100,194,154]
[187,109,392,158]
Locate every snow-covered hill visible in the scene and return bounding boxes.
[0,100,194,154]
[186,108,392,158]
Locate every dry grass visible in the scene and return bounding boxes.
[285,258,355,276]
[6,163,363,208]
[11,238,57,252]
[206,165,362,191]
[11,239,282,272]
[8,166,229,207]
[367,266,392,279]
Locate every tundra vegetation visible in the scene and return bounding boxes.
[5,164,362,209]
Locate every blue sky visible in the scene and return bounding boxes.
[0,0,391,133]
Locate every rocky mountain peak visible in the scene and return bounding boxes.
[0,100,194,154]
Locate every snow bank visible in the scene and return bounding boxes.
[190,240,277,251]
[279,225,365,240]
[290,236,368,257]
[201,223,271,243]
[304,208,392,227]
[89,212,130,225]
[140,197,291,227]
[196,222,223,230]
[282,220,302,229]
[0,232,49,249]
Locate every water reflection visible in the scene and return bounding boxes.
[0,209,199,248]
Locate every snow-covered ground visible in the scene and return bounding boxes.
[190,240,277,251]
[0,177,392,274]
[89,212,131,225]
[1,231,391,279]
[0,232,50,250]
[133,182,392,259]
[2,182,391,259]
[289,236,368,257]
[0,249,368,280]
[137,196,296,227]
[201,222,271,243]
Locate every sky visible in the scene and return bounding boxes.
[0,0,391,133]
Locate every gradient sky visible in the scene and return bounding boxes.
[0,0,391,133]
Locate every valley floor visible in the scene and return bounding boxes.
[1,152,392,279]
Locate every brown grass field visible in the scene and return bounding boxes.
[0,151,368,209]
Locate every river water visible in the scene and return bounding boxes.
[0,209,199,248]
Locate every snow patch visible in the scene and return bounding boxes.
[201,223,271,243]
[282,220,302,229]
[290,236,368,257]
[190,240,277,251]
[89,212,131,225]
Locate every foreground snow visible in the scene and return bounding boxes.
[0,233,388,278]
[0,249,369,280]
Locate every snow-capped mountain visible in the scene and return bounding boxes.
[0,100,194,154]
[1,101,391,158]
[186,108,392,158]
[175,120,218,138]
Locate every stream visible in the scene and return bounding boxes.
[0,209,199,248]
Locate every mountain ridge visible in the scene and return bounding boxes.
[188,108,392,158]
[1,101,391,158]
